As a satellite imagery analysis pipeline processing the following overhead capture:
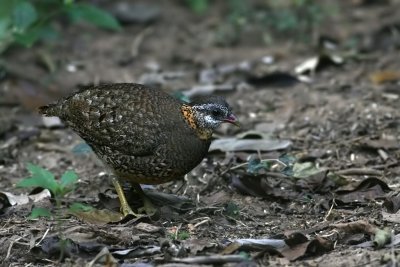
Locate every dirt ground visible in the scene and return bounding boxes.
[1,0,400,266]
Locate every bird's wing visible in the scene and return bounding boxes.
[57,84,181,156]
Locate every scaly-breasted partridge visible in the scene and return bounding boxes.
[39,83,238,216]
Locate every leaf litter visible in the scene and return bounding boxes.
[2,1,400,266]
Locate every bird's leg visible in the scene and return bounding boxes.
[111,176,141,217]
[131,183,157,216]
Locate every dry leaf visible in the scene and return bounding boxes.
[0,189,51,209]
[370,70,400,85]
[70,208,124,225]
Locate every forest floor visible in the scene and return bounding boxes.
[1,1,400,266]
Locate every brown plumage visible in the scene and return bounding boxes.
[39,83,238,215]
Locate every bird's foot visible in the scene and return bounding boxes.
[137,196,157,216]
[112,176,143,218]
[120,201,143,217]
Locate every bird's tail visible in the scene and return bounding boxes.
[38,103,59,117]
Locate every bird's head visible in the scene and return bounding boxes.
[190,96,239,130]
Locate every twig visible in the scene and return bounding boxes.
[170,255,246,264]
[225,215,248,227]
[188,206,223,216]
[194,218,211,228]
[324,199,336,222]
[234,238,286,249]
[5,236,23,260]
[174,223,182,240]
[190,216,211,223]
[334,168,383,176]
[370,161,399,170]
[15,241,30,246]
[319,230,339,239]
[293,221,331,236]
[35,228,50,247]
[131,27,153,58]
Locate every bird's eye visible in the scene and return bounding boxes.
[212,110,221,117]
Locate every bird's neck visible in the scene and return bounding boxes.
[180,104,213,140]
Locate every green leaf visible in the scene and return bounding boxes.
[279,154,297,176]
[292,162,322,178]
[14,24,59,47]
[64,0,75,5]
[247,158,271,174]
[69,202,94,212]
[279,154,297,166]
[177,231,190,240]
[186,0,209,14]
[17,164,59,194]
[224,202,240,217]
[13,27,42,47]
[36,24,59,42]
[0,19,13,52]
[327,172,349,187]
[66,3,121,31]
[60,170,78,188]
[12,1,38,32]
[28,207,52,219]
[0,19,11,38]
[373,227,391,249]
[0,0,15,19]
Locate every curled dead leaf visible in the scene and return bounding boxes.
[0,189,51,210]
[383,194,400,213]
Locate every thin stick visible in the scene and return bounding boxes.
[170,255,246,264]
[131,27,153,58]
[194,218,211,228]
[35,228,50,246]
[324,199,336,222]
[225,215,247,227]
[334,168,383,176]
[5,236,22,260]
[174,223,182,240]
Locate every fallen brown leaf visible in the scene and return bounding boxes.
[69,208,124,225]
[335,177,390,204]
[370,70,400,85]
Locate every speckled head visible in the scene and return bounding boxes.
[189,96,239,130]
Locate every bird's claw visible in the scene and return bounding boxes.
[121,204,142,218]
[137,199,157,216]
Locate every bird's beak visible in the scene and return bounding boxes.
[223,114,240,127]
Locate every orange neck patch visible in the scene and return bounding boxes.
[181,104,197,130]
[181,104,212,140]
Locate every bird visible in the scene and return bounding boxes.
[39,83,239,216]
